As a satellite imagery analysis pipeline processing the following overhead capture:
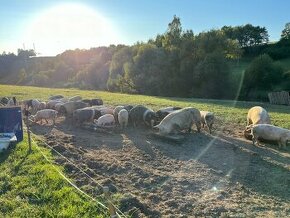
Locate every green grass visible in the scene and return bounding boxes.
[1,84,289,128]
[0,135,108,217]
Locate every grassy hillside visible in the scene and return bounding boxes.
[0,135,107,217]
[0,84,290,129]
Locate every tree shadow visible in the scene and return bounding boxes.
[13,149,31,175]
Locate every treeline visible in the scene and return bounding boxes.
[1,17,290,100]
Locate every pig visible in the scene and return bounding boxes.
[154,107,201,136]
[200,111,215,133]
[95,114,115,127]
[251,124,290,149]
[129,105,156,128]
[118,109,129,129]
[69,96,82,102]
[73,108,96,126]
[156,106,182,123]
[244,106,271,140]
[59,101,88,117]
[31,109,58,125]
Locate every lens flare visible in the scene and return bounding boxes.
[24,3,119,56]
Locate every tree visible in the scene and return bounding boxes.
[192,53,231,99]
[107,46,134,91]
[195,29,241,60]
[52,61,73,82]
[17,49,36,59]
[32,72,50,86]
[161,15,183,49]
[222,24,269,48]
[241,54,284,99]
[264,23,290,59]
[123,44,169,95]
[0,52,18,77]
[281,22,290,41]
[17,68,27,84]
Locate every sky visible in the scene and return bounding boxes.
[0,0,289,56]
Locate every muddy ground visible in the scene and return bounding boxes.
[30,117,290,217]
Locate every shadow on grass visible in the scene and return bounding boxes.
[0,142,18,164]
[0,141,32,175]
[13,149,31,175]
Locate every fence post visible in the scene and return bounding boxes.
[24,108,32,152]
[103,186,117,218]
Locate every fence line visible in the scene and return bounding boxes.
[48,134,172,179]
[32,133,104,190]
[24,125,127,218]
[31,135,127,217]
[32,138,108,209]
[24,120,171,179]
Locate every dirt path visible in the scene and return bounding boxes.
[30,118,290,217]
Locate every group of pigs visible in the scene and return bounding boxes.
[20,95,289,149]
[22,95,214,135]
[244,106,290,149]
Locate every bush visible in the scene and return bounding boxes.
[32,73,50,86]
[264,45,290,60]
[263,39,290,60]
[241,54,284,99]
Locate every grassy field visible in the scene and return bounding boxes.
[1,84,289,128]
[0,135,107,217]
[0,84,290,216]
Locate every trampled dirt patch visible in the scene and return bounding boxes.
[30,117,290,217]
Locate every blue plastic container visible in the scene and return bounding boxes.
[0,107,23,142]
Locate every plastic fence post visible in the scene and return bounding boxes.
[103,186,117,218]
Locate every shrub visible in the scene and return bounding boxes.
[241,54,284,100]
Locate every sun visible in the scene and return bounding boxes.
[24,3,119,56]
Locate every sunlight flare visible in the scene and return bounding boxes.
[24,3,119,56]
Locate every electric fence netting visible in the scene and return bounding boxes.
[23,122,127,218]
